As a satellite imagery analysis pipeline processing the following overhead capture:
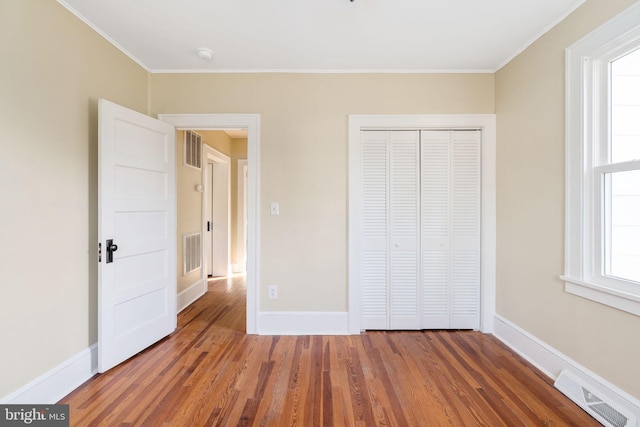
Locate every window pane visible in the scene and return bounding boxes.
[604,169,640,283]
[611,48,640,163]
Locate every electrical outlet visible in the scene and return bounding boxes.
[268,285,278,299]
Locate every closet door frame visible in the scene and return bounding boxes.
[348,115,496,334]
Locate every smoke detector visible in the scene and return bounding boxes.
[197,48,213,60]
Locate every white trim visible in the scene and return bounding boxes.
[149,68,496,74]
[258,312,349,335]
[177,278,207,313]
[0,345,98,404]
[561,276,640,316]
[159,113,260,334]
[493,314,640,419]
[348,114,496,334]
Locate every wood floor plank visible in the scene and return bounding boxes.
[60,275,600,426]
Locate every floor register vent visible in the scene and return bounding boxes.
[554,370,636,427]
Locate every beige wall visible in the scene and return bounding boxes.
[0,1,148,398]
[495,0,640,399]
[176,130,204,293]
[201,130,233,155]
[150,73,495,311]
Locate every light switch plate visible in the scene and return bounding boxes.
[270,202,279,216]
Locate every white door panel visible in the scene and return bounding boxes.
[203,146,231,278]
[212,160,229,276]
[99,99,176,373]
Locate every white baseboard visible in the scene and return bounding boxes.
[0,344,97,404]
[493,314,640,419]
[177,278,207,313]
[258,311,349,335]
[231,264,245,274]
[1,279,203,404]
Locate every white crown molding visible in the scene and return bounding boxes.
[148,68,496,74]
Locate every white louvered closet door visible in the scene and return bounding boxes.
[421,130,480,329]
[360,130,420,329]
[360,129,480,330]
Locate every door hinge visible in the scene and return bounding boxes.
[98,242,102,263]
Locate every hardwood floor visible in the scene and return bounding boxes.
[61,275,597,426]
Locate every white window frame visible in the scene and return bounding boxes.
[562,2,640,316]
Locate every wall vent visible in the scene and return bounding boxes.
[184,130,202,169]
[183,232,202,275]
[554,370,636,427]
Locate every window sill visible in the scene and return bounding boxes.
[560,276,640,317]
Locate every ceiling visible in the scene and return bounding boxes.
[224,129,249,139]
[58,0,585,73]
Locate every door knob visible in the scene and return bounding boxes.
[106,239,118,264]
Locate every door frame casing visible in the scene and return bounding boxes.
[348,114,496,334]
[158,113,259,334]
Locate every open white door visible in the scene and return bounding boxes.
[98,99,177,373]
[211,159,230,276]
[203,145,230,277]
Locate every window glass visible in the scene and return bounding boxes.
[604,169,640,283]
[611,48,640,163]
